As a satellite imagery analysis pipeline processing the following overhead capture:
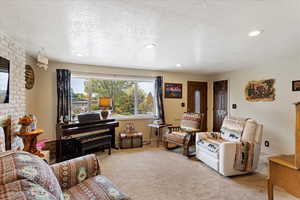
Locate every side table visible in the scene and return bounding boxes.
[147,124,171,147]
[268,155,300,200]
[119,132,143,149]
[16,129,44,158]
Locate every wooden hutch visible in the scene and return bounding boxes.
[268,101,300,199]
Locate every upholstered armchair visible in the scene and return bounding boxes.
[196,116,263,176]
[164,113,204,157]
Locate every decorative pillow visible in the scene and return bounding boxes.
[242,119,257,143]
[180,113,202,131]
[0,151,63,200]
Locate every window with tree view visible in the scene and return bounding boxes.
[71,75,156,118]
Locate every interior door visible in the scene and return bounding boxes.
[187,81,208,131]
[213,80,228,132]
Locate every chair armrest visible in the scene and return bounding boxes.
[219,142,237,176]
[219,142,261,176]
[51,154,101,190]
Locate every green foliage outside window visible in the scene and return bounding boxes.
[71,78,154,117]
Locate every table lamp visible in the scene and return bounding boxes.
[99,97,112,120]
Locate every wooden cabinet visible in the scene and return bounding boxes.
[268,102,300,200]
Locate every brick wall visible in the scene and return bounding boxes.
[0,31,26,132]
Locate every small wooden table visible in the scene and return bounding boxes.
[148,124,171,147]
[268,154,300,200]
[16,129,44,158]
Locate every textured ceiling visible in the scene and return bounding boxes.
[0,0,300,74]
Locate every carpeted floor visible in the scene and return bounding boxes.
[98,146,298,200]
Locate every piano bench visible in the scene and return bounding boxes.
[80,135,112,155]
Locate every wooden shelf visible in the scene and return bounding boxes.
[16,129,44,136]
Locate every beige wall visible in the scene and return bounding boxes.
[210,57,300,154]
[29,61,212,145]
[26,56,300,155]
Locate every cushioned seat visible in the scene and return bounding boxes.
[64,175,129,200]
[164,113,204,156]
[164,132,187,144]
[196,116,263,176]
[197,132,227,159]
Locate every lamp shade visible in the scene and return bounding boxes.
[99,97,112,108]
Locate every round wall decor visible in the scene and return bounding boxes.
[25,65,35,89]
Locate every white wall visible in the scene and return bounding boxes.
[31,61,212,145]
[211,57,300,154]
[0,31,26,132]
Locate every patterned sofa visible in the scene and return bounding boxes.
[0,151,130,200]
[196,116,263,176]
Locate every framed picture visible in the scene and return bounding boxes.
[245,79,276,102]
[165,83,182,98]
[292,80,300,91]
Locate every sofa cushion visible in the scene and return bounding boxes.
[0,151,63,200]
[51,154,100,190]
[220,116,247,142]
[180,113,202,131]
[165,132,188,144]
[0,179,57,200]
[242,119,257,143]
[64,175,130,200]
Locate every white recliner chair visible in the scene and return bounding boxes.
[196,116,263,176]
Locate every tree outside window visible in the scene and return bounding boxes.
[71,76,155,118]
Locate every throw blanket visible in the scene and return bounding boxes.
[234,142,255,172]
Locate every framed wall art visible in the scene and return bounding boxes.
[245,79,275,102]
[25,65,35,89]
[165,83,182,98]
[292,80,300,91]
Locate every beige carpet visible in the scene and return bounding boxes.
[98,146,298,200]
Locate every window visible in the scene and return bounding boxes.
[71,74,156,119]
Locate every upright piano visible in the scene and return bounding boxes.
[56,119,119,162]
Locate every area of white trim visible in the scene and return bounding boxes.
[113,115,155,121]
[72,71,156,81]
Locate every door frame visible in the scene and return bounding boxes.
[213,79,230,131]
[187,81,208,131]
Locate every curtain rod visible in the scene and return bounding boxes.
[71,70,158,80]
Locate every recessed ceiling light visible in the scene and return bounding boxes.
[248,30,263,37]
[76,53,84,57]
[176,64,182,67]
[145,43,157,49]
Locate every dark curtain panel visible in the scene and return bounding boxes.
[56,69,71,123]
[155,76,165,123]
